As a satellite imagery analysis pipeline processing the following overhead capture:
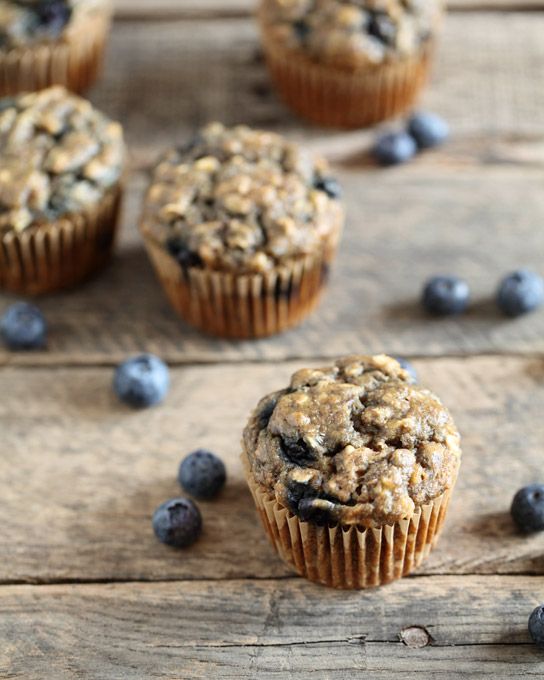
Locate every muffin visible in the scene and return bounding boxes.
[242,354,461,589]
[140,122,344,339]
[259,0,443,128]
[0,0,112,96]
[0,86,126,294]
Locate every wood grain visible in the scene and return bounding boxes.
[2,355,544,584]
[2,13,544,365]
[2,576,544,679]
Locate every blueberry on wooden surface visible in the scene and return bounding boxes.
[372,131,417,166]
[178,450,226,500]
[0,302,47,351]
[408,111,450,149]
[152,498,202,547]
[422,276,470,316]
[511,484,544,533]
[497,269,544,317]
[529,605,544,649]
[113,354,170,408]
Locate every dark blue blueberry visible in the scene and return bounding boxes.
[0,302,47,351]
[113,354,170,408]
[408,111,450,149]
[152,498,202,547]
[368,13,396,44]
[497,269,544,317]
[529,605,544,649]
[178,449,226,500]
[37,0,72,33]
[372,131,417,166]
[280,437,314,466]
[511,484,544,533]
[293,19,310,41]
[166,238,203,269]
[314,176,342,199]
[422,276,470,315]
[390,355,418,382]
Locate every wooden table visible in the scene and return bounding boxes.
[2,1,544,677]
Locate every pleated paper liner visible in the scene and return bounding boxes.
[0,8,111,96]
[242,450,459,589]
[141,218,342,339]
[259,14,433,129]
[0,186,123,295]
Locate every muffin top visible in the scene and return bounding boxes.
[260,0,442,68]
[0,86,125,233]
[243,354,461,528]
[0,0,107,50]
[141,122,344,274]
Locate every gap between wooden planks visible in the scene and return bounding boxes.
[2,576,544,679]
[1,355,544,585]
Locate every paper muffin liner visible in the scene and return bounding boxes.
[0,186,123,295]
[259,15,433,129]
[0,6,111,96]
[241,449,459,589]
[141,215,343,339]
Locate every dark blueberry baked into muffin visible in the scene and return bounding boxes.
[258,0,444,128]
[242,354,461,588]
[0,86,126,293]
[0,0,112,95]
[140,122,344,338]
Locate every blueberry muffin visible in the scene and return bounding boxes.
[0,86,126,293]
[0,0,112,96]
[140,122,344,339]
[242,354,461,588]
[259,0,443,128]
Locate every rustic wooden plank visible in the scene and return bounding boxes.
[2,356,544,583]
[110,0,544,21]
[1,165,543,365]
[2,13,544,364]
[2,576,544,679]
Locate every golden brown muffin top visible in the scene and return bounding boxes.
[243,355,461,528]
[260,0,442,69]
[141,122,344,274]
[0,86,125,232]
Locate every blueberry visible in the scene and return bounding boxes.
[152,498,202,547]
[368,13,396,44]
[280,437,314,465]
[422,276,470,315]
[511,484,544,533]
[178,450,226,500]
[37,0,72,32]
[390,355,418,382]
[314,176,342,199]
[113,354,170,408]
[372,131,417,166]
[408,111,450,149]
[166,238,203,269]
[529,605,544,649]
[0,302,47,350]
[497,269,544,317]
[293,19,310,41]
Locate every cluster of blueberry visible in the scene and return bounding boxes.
[153,449,227,548]
[372,110,449,166]
[421,269,544,317]
[511,484,544,648]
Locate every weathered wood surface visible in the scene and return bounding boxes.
[2,576,544,679]
[2,14,544,365]
[2,355,544,584]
